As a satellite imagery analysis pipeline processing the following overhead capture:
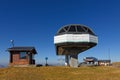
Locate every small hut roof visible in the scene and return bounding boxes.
[8,47,37,54]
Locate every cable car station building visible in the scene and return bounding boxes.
[8,47,37,66]
[54,24,98,67]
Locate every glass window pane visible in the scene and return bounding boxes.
[20,52,26,59]
[69,26,76,32]
[64,26,69,31]
[59,29,65,33]
[77,26,85,32]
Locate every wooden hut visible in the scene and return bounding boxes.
[8,47,37,66]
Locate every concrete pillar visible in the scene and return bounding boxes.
[65,55,69,66]
[70,54,78,68]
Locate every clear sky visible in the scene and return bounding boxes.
[0,0,120,65]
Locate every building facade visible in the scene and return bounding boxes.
[8,47,37,66]
[98,60,111,66]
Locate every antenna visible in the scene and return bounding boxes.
[108,48,111,60]
[10,40,14,47]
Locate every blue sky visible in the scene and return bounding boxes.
[0,0,120,65]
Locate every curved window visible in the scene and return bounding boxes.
[64,26,69,31]
[69,26,76,32]
[59,29,65,33]
[77,26,85,32]
[88,29,94,35]
[56,24,95,35]
[83,27,88,31]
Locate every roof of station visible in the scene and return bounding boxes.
[56,24,95,35]
[8,46,37,54]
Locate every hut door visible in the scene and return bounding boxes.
[10,53,13,63]
[28,52,31,64]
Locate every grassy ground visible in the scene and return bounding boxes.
[0,66,120,80]
[112,62,120,67]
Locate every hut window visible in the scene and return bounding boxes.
[20,52,26,59]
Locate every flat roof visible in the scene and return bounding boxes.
[8,47,37,54]
[98,60,111,62]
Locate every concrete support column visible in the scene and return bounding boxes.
[65,55,69,66]
[70,54,78,68]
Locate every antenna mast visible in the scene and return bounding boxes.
[108,48,111,60]
[10,40,14,47]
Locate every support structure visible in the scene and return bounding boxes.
[70,54,78,68]
[65,55,69,66]
[65,54,79,67]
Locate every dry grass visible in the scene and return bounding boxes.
[0,66,120,80]
[112,62,120,67]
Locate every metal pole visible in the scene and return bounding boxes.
[108,48,110,60]
[45,57,48,66]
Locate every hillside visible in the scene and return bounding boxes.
[0,66,120,80]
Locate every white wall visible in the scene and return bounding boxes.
[54,34,98,44]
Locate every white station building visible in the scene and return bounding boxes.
[54,24,98,67]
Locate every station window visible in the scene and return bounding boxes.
[58,29,66,34]
[69,26,76,32]
[77,26,85,32]
[64,26,69,31]
[20,52,26,59]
